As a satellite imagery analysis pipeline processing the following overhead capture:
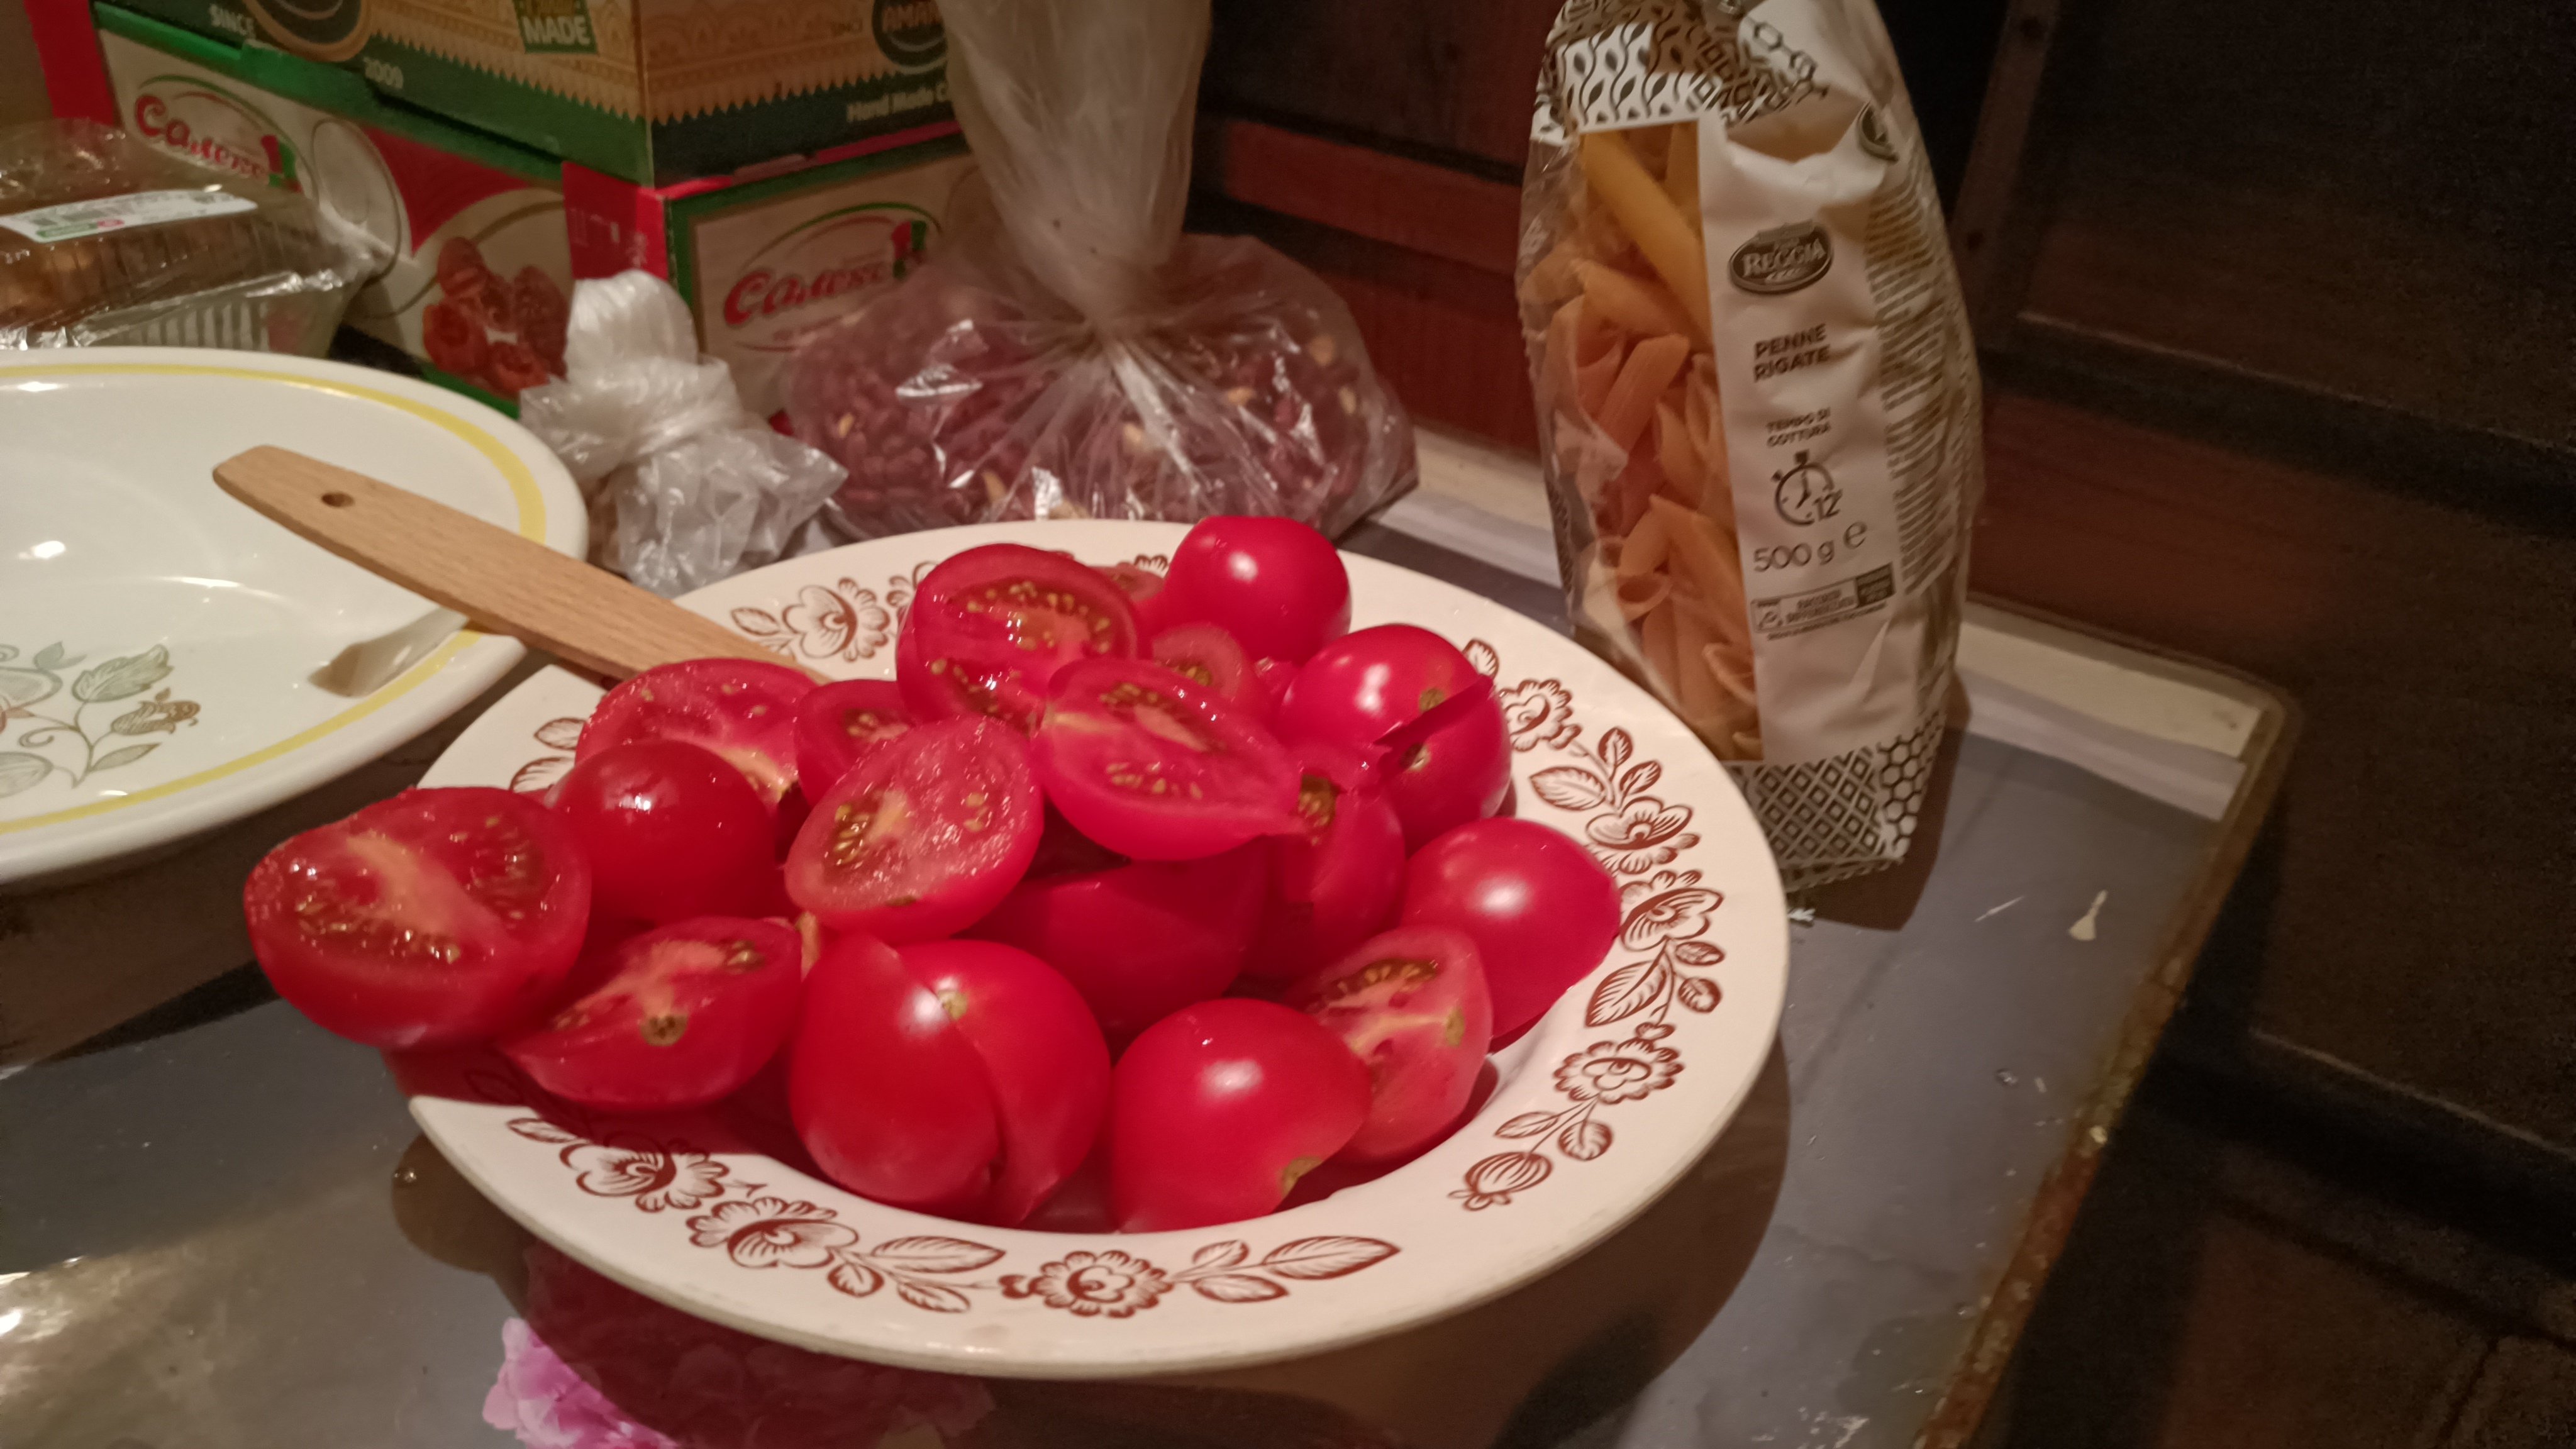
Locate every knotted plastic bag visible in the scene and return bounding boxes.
[518,270,846,596]
[784,0,1414,538]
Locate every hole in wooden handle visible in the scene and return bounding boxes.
[321,491,354,508]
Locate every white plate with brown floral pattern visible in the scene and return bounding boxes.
[0,348,586,887]
[408,519,1787,1378]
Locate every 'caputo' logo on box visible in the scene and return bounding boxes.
[873,0,946,71]
[513,0,598,53]
[131,83,298,191]
[243,0,371,62]
[720,204,936,341]
[1728,221,1833,296]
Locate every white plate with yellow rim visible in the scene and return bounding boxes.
[0,347,585,887]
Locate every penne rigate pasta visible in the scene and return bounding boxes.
[1575,130,1711,340]
[1615,571,1672,620]
[1653,399,1704,507]
[1518,118,1758,759]
[1662,121,1701,226]
[1615,504,1672,579]
[1596,333,1690,450]
[1574,260,1694,340]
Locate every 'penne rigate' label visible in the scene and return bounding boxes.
[1520,0,1981,889]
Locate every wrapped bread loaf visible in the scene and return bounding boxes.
[1,119,367,353]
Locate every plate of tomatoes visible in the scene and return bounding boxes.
[242,518,1786,1377]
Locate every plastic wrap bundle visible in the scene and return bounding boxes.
[517,271,847,597]
[785,0,1415,538]
[0,119,367,353]
[1518,0,1982,889]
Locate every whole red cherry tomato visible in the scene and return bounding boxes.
[791,935,1001,1214]
[579,658,816,808]
[1277,626,1511,848]
[1030,658,1301,861]
[1287,925,1492,1162]
[1160,516,1352,663]
[243,787,589,1048]
[967,842,1267,1037]
[1244,740,1406,982]
[899,940,1110,1226]
[792,679,912,799]
[1110,999,1370,1231]
[784,716,1041,941]
[1401,818,1622,1039]
[550,740,780,924]
[897,544,1138,731]
[500,916,802,1111]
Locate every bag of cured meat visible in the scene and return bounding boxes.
[786,0,1414,539]
[1518,0,1982,888]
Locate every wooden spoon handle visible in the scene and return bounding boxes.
[212,445,823,684]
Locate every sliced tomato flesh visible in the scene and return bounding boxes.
[897,545,1138,730]
[1030,658,1301,862]
[500,916,803,1111]
[579,658,816,806]
[784,716,1042,940]
[242,787,590,1049]
[794,678,913,799]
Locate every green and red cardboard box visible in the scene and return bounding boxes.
[32,1,975,418]
[49,0,948,185]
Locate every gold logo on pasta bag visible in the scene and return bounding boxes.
[1728,221,1832,296]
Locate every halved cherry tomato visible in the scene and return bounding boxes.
[1277,625,1487,745]
[1162,516,1352,663]
[1376,684,1513,848]
[1287,925,1492,1162]
[1031,658,1301,861]
[784,716,1041,941]
[1102,560,1180,639]
[897,544,1139,731]
[500,916,802,1111]
[579,658,816,807]
[243,787,590,1048]
[967,842,1267,1037]
[789,935,999,1213]
[898,940,1110,1226]
[1279,626,1510,847]
[1150,620,1262,711]
[1244,740,1406,981]
[793,679,912,799]
[550,740,780,924]
[1401,818,1622,1039]
[1110,998,1370,1231]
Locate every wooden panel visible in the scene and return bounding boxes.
[2006,0,2576,451]
[1974,390,2576,1160]
[1194,118,1521,275]
[1999,1111,2490,1449]
[1204,0,1560,170]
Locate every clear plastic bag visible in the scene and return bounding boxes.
[784,0,1415,538]
[0,119,367,354]
[1519,0,1982,889]
[517,270,848,597]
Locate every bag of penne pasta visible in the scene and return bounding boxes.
[1519,0,1982,889]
